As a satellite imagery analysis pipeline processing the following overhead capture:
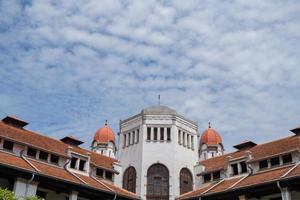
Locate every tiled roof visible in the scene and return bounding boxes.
[179,165,296,200]
[0,151,139,199]
[0,121,117,170]
[198,135,299,173]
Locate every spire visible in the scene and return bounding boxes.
[105,120,108,126]
[158,94,161,105]
[208,122,211,128]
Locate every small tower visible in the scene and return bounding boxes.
[199,122,224,160]
[92,121,116,158]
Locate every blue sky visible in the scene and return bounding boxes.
[0,0,300,152]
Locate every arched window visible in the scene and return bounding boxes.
[123,166,136,193]
[180,168,193,194]
[147,164,169,200]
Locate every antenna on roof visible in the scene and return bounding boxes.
[158,94,161,105]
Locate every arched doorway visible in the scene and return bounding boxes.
[146,163,169,200]
[123,166,136,193]
[179,168,193,194]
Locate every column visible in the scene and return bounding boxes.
[281,187,292,200]
[151,127,154,140]
[164,127,167,141]
[158,127,161,141]
[14,178,38,199]
[238,195,247,200]
[69,191,78,200]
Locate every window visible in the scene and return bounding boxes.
[192,136,195,150]
[271,157,280,167]
[39,151,48,161]
[136,129,139,143]
[167,128,171,141]
[160,128,164,140]
[70,157,77,169]
[231,163,238,175]
[147,127,151,140]
[282,154,292,164]
[180,168,193,195]
[153,128,158,141]
[147,164,169,200]
[96,168,104,177]
[50,154,59,164]
[106,171,113,181]
[213,171,220,180]
[3,140,14,151]
[178,130,182,145]
[123,134,126,147]
[27,147,37,157]
[240,161,247,173]
[79,159,86,171]
[132,131,135,144]
[203,173,211,182]
[128,132,131,145]
[123,167,137,193]
[259,160,268,169]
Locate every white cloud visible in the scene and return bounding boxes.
[0,0,300,151]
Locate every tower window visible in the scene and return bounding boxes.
[123,134,126,147]
[39,151,48,161]
[132,131,136,144]
[136,129,139,143]
[160,128,164,140]
[27,147,37,157]
[153,128,158,141]
[178,130,181,144]
[282,154,292,164]
[187,134,190,148]
[167,128,171,141]
[147,127,151,140]
[191,136,194,149]
[3,140,14,151]
[128,132,131,145]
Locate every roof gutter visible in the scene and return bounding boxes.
[63,158,87,184]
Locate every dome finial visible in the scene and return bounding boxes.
[208,122,211,128]
[105,120,108,125]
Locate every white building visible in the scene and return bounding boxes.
[117,105,201,200]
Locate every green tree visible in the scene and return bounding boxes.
[24,196,44,200]
[0,188,17,200]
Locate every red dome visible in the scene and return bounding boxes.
[200,123,222,145]
[93,121,115,144]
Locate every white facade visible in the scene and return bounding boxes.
[118,106,199,200]
[92,140,116,158]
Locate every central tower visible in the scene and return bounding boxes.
[118,105,198,200]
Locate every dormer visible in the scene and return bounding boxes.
[67,148,90,175]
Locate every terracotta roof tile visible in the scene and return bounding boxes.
[0,122,117,170]
[177,182,214,200]
[0,151,34,172]
[207,177,242,194]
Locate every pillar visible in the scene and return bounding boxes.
[13,178,38,199]
[69,191,78,200]
[281,187,291,200]
[238,195,247,200]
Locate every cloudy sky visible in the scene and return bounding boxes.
[1,0,300,152]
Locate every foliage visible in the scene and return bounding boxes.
[0,188,17,200]
[24,196,44,200]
